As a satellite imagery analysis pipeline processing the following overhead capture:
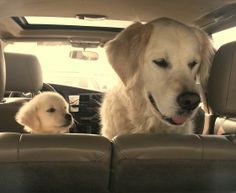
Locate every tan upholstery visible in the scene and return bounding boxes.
[0,40,5,102]
[0,133,111,193]
[0,53,43,132]
[208,41,236,117]
[0,98,29,132]
[111,134,236,193]
[0,132,20,162]
[5,52,43,92]
[1,133,236,193]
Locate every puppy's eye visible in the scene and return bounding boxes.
[47,108,56,113]
[153,59,169,68]
[188,61,198,69]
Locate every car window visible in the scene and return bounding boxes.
[5,25,236,92]
[24,16,133,28]
[5,42,118,92]
[212,26,236,49]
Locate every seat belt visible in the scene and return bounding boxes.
[197,75,215,134]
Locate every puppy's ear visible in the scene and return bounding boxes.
[15,101,40,131]
[106,22,153,84]
[192,28,215,90]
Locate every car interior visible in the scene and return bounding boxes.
[1,0,236,193]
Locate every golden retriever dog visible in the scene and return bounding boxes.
[100,17,214,139]
[16,92,74,133]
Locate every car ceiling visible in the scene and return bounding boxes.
[0,0,236,41]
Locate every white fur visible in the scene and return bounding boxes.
[100,18,214,139]
[16,92,74,133]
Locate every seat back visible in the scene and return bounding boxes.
[0,53,43,132]
[0,133,111,193]
[208,41,236,117]
[0,40,5,102]
[1,132,236,193]
[5,52,43,93]
[207,41,236,134]
[111,134,236,193]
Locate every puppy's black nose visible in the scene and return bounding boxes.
[177,92,200,111]
[65,113,72,122]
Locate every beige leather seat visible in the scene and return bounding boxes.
[0,52,112,193]
[0,52,43,132]
[0,133,111,193]
[208,41,236,134]
[5,52,43,94]
[0,40,5,102]
[111,134,236,193]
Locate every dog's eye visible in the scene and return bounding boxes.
[153,59,169,68]
[188,61,198,69]
[47,108,56,113]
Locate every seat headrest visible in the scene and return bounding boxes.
[0,41,5,101]
[208,41,236,117]
[5,53,43,93]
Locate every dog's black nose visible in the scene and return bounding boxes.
[177,92,200,111]
[65,113,72,122]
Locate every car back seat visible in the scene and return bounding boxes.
[0,53,43,132]
[0,40,5,102]
[5,52,43,95]
[0,50,109,193]
[0,133,111,193]
[111,134,236,193]
[208,41,236,134]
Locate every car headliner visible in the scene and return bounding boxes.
[0,0,236,41]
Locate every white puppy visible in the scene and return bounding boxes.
[100,17,215,139]
[16,92,74,133]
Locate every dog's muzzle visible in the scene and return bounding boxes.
[148,93,194,126]
[60,113,73,128]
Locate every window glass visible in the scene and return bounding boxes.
[212,27,236,49]
[5,42,118,91]
[25,16,133,28]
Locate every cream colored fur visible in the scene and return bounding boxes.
[100,18,214,139]
[16,92,74,133]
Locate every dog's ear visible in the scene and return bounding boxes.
[105,22,153,84]
[192,28,215,90]
[15,101,40,131]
